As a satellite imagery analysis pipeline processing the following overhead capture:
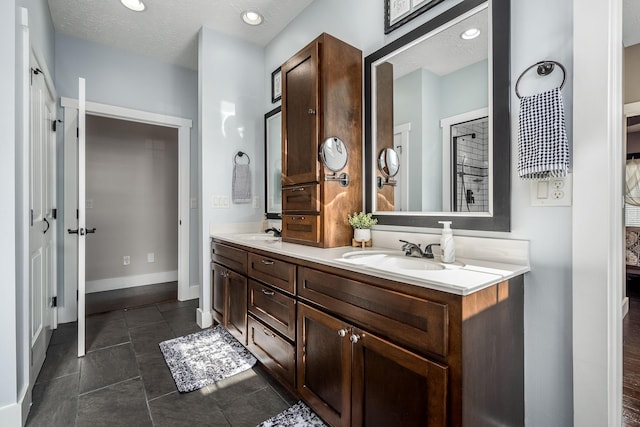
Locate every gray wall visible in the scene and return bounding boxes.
[265,0,574,424]
[198,27,265,317]
[54,33,200,295]
[625,43,640,104]
[85,116,178,290]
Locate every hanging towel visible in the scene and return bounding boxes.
[517,87,569,179]
[232,164,252,203]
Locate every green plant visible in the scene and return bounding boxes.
[347,212,378,229]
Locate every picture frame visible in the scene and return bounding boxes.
[271,67,282,103]
[384,0,445,34]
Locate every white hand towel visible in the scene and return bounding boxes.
[517,87,569,179]
[232,164,251,203]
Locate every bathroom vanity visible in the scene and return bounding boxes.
[210,233,528,427]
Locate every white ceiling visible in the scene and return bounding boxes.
[47,0,315,70]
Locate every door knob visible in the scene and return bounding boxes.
[86,227,96,234]
[42,218,50,234]
[67,228,78,234]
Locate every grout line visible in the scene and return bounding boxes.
[77,375,142,397]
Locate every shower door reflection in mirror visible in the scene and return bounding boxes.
[265,107,282,218]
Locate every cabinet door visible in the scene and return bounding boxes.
[211,263,227,326]
[282,42,319,186]
[227,269,248,345]
[297,303,351,427]
[351,329,448,427]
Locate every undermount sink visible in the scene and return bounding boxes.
[340,250,464,272]
[237,233,280,242]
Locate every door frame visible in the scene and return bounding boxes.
[59,98,194,324]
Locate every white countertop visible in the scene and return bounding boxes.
[211,233,530,296]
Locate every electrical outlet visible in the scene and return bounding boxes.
[147,252,155,263]
[530,173,572,206]
[220,196,230,208]
[86,199,94,209]
[123,255,130,266]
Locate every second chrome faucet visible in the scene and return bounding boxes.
[399,240,439,259]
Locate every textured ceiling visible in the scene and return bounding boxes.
[385,7,488,79]
[47,0,315,70]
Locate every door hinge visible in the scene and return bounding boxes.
[76,209,79,219]
[51,296,57,307]
[76,290,79,301]
[30,209,33,226]
[77,127,79,138]
[52,208,57,219]
[30,67,42,86]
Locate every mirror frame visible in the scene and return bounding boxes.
[364,0,511,231]
[264,106,282,220]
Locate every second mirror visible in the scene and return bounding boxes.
[320,137,349,172]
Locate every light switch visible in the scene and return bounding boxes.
[536,181,549,199]
[530,173,572,206]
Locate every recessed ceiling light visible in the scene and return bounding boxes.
[241,10,263,26]
[121,0,145,12]
[461,28,481,40]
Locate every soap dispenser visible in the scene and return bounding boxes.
[438,221,455,263]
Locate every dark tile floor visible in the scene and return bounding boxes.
[26,298,296,427]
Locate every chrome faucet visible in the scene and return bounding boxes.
[400,240,425,258]
[399,240,440,258]
[264,227,282,237]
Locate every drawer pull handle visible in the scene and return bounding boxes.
[291,187,306,192]
[260,259,275,265]
[263,328,276,338]
[261,289,275,296]
[337,329,348,337]
[350,334,361,343]
[291,216,305,221]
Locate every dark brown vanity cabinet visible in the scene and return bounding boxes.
[281,33,363,248]
[211,242,248,345]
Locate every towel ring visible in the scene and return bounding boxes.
[234,151,250,165]
[515,60,566,99]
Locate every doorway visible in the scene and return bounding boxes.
[59,98,193,325]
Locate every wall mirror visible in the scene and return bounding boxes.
[265,106,282,219]
[365,0,510,231]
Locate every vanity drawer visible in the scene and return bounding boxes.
[248,280,296,340]
[247,316,296,388]
[282,184,320,212]
[248,253,296,295]
[298,266,449,359]
[282,214,321,245]
[211,241,247,274]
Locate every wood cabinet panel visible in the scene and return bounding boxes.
[282,184,320,212]
[211,241,247,274]
[351,328,448,427]
[226,269,247,345]
[248,280,296,341]
[248,253,296,295]
[297,303,351,427]
[298,266,449,358]
[282,214,321,246]
[211,263,226,325]
[282,43,319,186]
[247,316,296,388]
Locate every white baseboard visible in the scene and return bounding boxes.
[197,307,213,329]
[0,401,21,427]
[86,270,178,294]
[623,296,630,318]
[20,385,30,427]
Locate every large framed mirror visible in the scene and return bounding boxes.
[264,106,282,219]
[365,0,510,231]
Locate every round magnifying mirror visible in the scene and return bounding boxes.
[377,148,400,178]
[320,137,348,172]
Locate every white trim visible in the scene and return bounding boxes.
[59,99,192,323]
[440,107,489,211]
[181,284,200,301]
[393,123,411,211]
[0,402,20,427]
[572,0,622,424]
[60,97,192,128]
[86,270,179,293]
[31,47,56,102]
[196,307,213,329]
[623,297,630,318]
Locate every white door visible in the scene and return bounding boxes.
[29,64,56,382]
[72,78,89,357]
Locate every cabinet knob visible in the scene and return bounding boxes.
[261,288,275,296]
[350,334,361,343]
[308,108,316,115]
[337,328,348,337]
[260,259,275,265]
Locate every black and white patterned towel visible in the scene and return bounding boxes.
[517,87,569,179]
[257,401,326,427]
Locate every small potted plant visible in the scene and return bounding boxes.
[348,211,378,243]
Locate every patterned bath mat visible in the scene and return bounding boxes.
[159,325,256,393]
[257,401,326,427]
